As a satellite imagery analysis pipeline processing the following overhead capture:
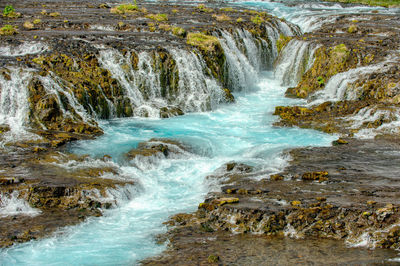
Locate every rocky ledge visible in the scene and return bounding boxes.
[144,138,400,264]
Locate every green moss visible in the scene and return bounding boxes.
[207,254,219,263]
[236,17,244,23]
[213,14,231,22]
[0,25,18,35]
[251,15,264,25]
[172,26,185,37]
[111,3,138,14]
[3,5,21,18]
[317,76,325,86]
[348,24,358,33]
[276,34,292,53]
[197,4,213,13]
[186,32,220,52]
[220,7,235,12]
[146,13,168,22]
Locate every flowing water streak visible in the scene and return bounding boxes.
[0,68,32,131]
[219,30,259,91]
[274,39,319,87]
[168,49,225,112]
[0,42,48,57]
[308,54,398,105]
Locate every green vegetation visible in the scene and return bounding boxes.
[317,76,325,86]
[0,24,18,35]
[172,26,185,37]
[3,5,14,16]
[325,0,400,7]
[146,13,168,22]
[250,15,264,25]
[3,5,21,18]
[158,23,171,31]
[348,24,358,33]
[207,254,219,263]
[197,4,213,13]
[212,14,231,22]
[236,17,244,23]
[111,3,138,14]
[33,19,41,24]
[276,34,293,53]
[186,32,220,52]
[220,7,235,12]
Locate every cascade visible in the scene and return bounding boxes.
[0,68,32,131]
[274,39,319,87]
[168,49,225,112]
[219,30,259,92]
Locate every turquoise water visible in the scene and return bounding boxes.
[0,71,336,265]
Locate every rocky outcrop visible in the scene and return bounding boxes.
[274,14,400,138]
[0,149,135,248]
[148,138,400,263]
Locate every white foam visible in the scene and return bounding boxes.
[0,191,41,217]
[0,42,48,57]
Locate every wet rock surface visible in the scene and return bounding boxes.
[0,147,135,248]
[144,138,400,263]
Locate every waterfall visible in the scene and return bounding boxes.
[39,74,95,125]
[274,39,319,87]
[219,30,259,92]
[309,60,392,105]
[169,49,225,112]
[0,68,32,131]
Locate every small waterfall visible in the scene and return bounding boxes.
[0,68,32,131]
[169,49,225,112]
[274,39,319,87]
[39,74,95,125]
[97,49,158,117]
[219,30,259,92]
[0,191,41,218]
[309,62,390,105]
[0,42,48,57]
